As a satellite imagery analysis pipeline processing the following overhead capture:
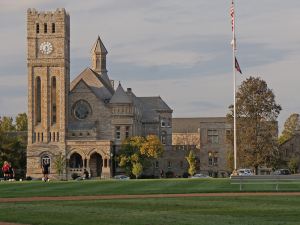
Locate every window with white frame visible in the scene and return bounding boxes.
[207,129,219,144]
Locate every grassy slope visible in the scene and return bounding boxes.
[0,196,300,225]
[0,179,300,198]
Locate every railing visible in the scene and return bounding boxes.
[230,175,300,191]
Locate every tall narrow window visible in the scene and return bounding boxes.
[57,132,59,142]
[52,23,55,33]
[36,77,42,123]
[213,152,218,166]
[208,152,213,166]
[125,126,130,139]
[41,133,44,142]
[36,23,39,33]
[161,131,166,145]
[51,77,57,124]
[49,132,52,142]
[44,23,47,33]
[115,126,121,140]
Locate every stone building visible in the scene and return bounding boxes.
[171,118,231,177]
[26,8,237,180]
[26,8,173,179]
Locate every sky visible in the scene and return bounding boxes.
[0,0,300,133]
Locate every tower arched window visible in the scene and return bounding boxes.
[36,23,39,33]
[44,23,47,33]
[52,23,55,33]
[36,77,41,124]
[51,77,57,124]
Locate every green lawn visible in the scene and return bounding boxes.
[1,196,300,225]
[0,178,300,198]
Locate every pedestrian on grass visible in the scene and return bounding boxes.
[83,169,89,180]
[2,161,10,181]
[8,163,15,181]
[42,161,50,182]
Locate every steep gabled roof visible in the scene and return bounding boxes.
[89,68,113,93]
[109,83,132,104]
[70,67,113,100]
[138,96,172,112]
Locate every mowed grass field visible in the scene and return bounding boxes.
[1,179,300,225]
[0,178,300,198]
[1,196,300,225]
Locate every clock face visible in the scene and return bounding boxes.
[40,41,53,54]
[73,100,92,120]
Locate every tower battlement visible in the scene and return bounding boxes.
[27,8,69,17]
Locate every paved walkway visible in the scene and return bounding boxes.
[1,192,300,203]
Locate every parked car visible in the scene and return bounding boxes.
[273,169,291,175]
[237,169,253,176]
[114,175,130,180]
[191,173,211,178]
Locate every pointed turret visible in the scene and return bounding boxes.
[91,36,108,74]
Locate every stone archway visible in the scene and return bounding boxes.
[89,152,103,177]
[69,152,83,168]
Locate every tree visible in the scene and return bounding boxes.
[53,152,66,180]
[0,116,15,131]
[227,76,282,174]
[279,113,300,144]
[132,162,143,179]
[186,150,196,176]
[140,135,164,158]
[288,157,300,174]
[119,135,164,177]
[15,113,28,131]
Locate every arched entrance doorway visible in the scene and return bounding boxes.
[89,152,103,177]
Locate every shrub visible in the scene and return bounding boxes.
[71,173,79,180]
[182,172,189,178]
[165,171,174,178]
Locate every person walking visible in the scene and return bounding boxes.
[2,161,10,181]
[42,161,50,182]
[8,163,15,181]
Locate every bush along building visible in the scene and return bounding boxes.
[26,8,234,179]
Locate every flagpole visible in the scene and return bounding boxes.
[231,0,237,172]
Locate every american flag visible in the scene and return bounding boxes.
[235,57,242,74]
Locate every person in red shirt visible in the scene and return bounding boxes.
[2,161,10,181]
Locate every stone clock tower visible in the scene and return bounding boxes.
[26,8,70,178]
